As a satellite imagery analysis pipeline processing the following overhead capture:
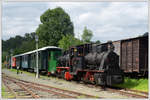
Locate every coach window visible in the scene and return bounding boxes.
[32,54,33,59]
[22,56,23,62]
[22,56,24,62]
[39,52,41,60]
[26,56,27,61]
[55,52,59,60]
[31,55,33,61]
[24,56,25,61]
[32,54,34,61]
[25,56,26,62]
[55,51,59,59]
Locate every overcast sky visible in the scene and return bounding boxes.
[2,2,148,42]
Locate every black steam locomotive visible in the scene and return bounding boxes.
[58,41,124,86]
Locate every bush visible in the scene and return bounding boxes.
[114,77,148,92]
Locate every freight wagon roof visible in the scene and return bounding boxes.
[13,46,61,57]
[100,32,148,45]
[112,32,148,43]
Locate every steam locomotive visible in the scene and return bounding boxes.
[57,41,124,86]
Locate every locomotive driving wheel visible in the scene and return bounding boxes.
[60,70,65,79]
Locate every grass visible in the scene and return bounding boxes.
[10,68,35,76]
[9,68,59,81]
[1,84,15,98]
[77,95,86,98]
[114,77,148,92]
[8,68,70,91]
[2,62,7,69]
[10,68,17,72]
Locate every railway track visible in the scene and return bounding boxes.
[2,74,100,98]
[2,78,40,98]
[105,87,148,98]
[41,73,148,98]
[85,84,148,98]
[2,72,148,99]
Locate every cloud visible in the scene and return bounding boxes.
[2,2,148,43]
[78,12,93,24]
[2,2,44,40]
[2,14,40,40]
[72,2,148,42]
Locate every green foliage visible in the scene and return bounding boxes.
[81,26,93,43]
[2,62,6,69]
[58,34,83,50]
[2,36,24,53]
[12,33,36,55]
[14,40,35,55]
[95,40,101,44]
[36,7,74,47]
[2,32,36,60]
[2,7,74,61]
[114,77,148,92]
[2,51,8,62]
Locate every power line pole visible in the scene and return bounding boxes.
[10,49,13,69]
[35,34,39,79]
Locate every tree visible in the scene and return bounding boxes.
[2,32,36,57]
[95,40,101,44]
[81,26,93,43]
[36,7,74,47]
[2,36,24,55]
[2,51,8,63]
[58,34,83,50]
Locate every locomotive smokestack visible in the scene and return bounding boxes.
[107,41,114,51]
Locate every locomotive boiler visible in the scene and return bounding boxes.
[58,50,70,67]
[84,42,118,70]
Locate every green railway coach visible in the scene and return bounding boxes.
[12,46,62,74]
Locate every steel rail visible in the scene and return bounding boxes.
[26,80,99,98]
[105,88,148,98]
[3,73,147,98]
[85,83,148,98]
[2,79,18,98]
[3,77,40,99]
[124,88,148,95]
[3,74,99,98]
[3,76,77,98]
[15,82,40,98]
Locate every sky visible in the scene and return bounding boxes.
[2,2,148,42]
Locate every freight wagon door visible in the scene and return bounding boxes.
[121,42,127,72]
[132,39,139,72]
[139,37,148,73]
[126,41,133,72]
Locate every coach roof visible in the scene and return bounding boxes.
[13,46,61,57]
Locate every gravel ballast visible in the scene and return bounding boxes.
[2,69,130,99]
